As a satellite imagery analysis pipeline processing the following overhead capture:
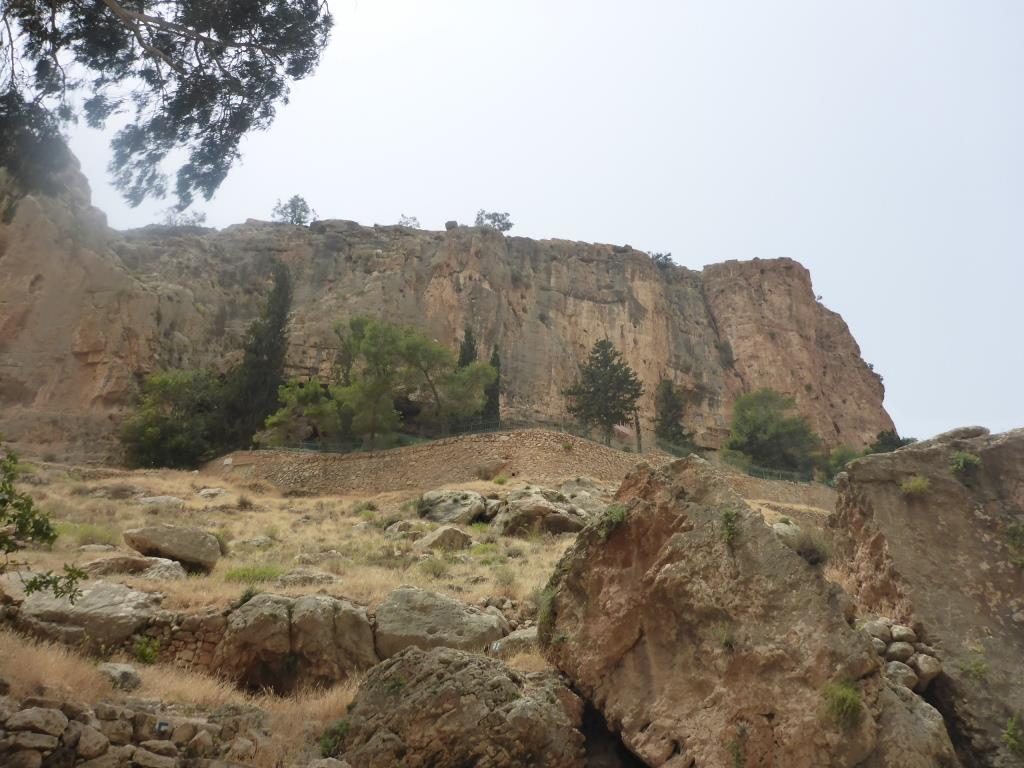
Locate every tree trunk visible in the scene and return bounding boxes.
[633,410,642,454]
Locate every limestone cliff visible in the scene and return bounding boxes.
[0,164,893,460]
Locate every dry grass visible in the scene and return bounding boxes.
[0,628,113,701]
[504,650,551,674]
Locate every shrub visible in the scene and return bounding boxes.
[961,654,989,682]
[234,586,259,608]
[493,475,508,485]
[1003,715,1024,759]
[900,475,931,498]
[419,558,449,579]
[724,389,820,473]
[236,494,254,511]
[224,564,283,584]
[536,587,557,636]
[716,624,736,652]
[721,508,740,547]
[794,529,830,566]
[597,504,627,540]
[351,500,378,515]
[823,681,862,728]
[133,635,160,665]
[950,451,982,478]
[319,720,350,758]
[494,566,516,589]
[562,441,573,452]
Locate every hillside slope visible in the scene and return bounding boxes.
[0,162,893,460]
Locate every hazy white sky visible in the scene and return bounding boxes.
[68,0,1021,440]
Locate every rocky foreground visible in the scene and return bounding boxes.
[0,426,1021,767]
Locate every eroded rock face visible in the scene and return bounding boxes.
[213,593,377,692]
[374,586,509,659]
[540,457,959,768]
[338,646,586,768]
[123,525,220,573]
[832,427,1024,766]
[0,162,893,460]
[16,581,161,650]
[416,490,486,525]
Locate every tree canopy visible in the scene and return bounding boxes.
[866,430,917,454]
[272,195,317,225]
[724,389,821,473]
[564,340,644,445]
[475,210,514,232]
[0,0,333,207]
[654,378,696,454]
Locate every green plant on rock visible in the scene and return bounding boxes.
[597,504,628,540]
[133,635,160,665]
[900,475,931,498]
[537,586,557,637]
[950,451,982,480]
[721,508,741,548]
[823,681,862,729]
[319,720,350,757]
[1003,715,1024,759]
[961,653,989,682]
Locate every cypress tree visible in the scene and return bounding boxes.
[458,327,478,368]
[482,347,501,427]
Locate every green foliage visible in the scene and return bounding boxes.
[900,475,931,498]
[564,340,644,446]
[474,209,514,232]
[866,430,918,454]
[1,442,85,602]
[419,558,449,579]
[597,504,628,540]
[133,635,160,665]
[650,252,674,270]
[262,379,341,447]
[397,214,419,228]
[654,379,697,453]
[961,654,989,682]
[493,475,508,485]
[482,347,502,426]
[458,327,478,368]
[824,682,862,729]
[721,508,741,548]
[120,370,224,468]
[1,2,332,208]
[823,445,861,485]
[950,451,982,478]
[1003,715,1024,759]
[319,720,350,757]
[272,195,317,225]
[536,587,557,637]
[716,624,736,652]
[224,564,284,584]
[724,389,821,473]
[234,586,259,608]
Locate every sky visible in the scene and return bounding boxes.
[67,0,1022,440]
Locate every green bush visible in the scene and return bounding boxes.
[900,475,931,498]
[597,504,627,540]
[133,635,160,665]
[419,558,449,579]
[1003,715,1024,759]
[724,389,821,473]
[950,451,982,478]
[319,720,350,757]
[536,587,557,636]
[224,564,283,584]
[823,681,862,728]
[721,508,740,547]
[492,475,508,485]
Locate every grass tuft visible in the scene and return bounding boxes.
[824,681,862,729]
[900,475,931,498]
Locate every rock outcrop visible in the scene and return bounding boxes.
[487,487,594,536]
[831,427,1024,767]
[539,457,959,767]
[123,525,221,573]
[336,646,586,768]
[0,162,893,460]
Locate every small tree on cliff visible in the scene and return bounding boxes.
[475,210,514,232]
[724,389,820,473]
[457,327,478,368]
[564,340,644,446]
[865,430,917,454]
[272,195,317,225]
[654,378,697,454]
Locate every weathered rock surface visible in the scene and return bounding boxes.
[374,586,509,658]
[213,593,378,692]
[832,427,1024,766]
[337,646,585,767]
[82,555,186,581]
[15,581,161,650]
[489,626,539,657]
[540,457,959,767]
[0,161,893,460]
[488,487,591,536]
[413,525,472,551]
[122,525,220,573]
[416,490,486,524]
[96,663,141,692]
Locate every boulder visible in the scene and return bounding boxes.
[832,427,1024,764]
[17,581,161,649]
[374,586,509,659]
[416,491,486,525]
[488,488,590,536]
[97,663,141,691]
[123,525,220,573]
[910,654,943,691]
[196,488,224,499]
[885,660,919,690]
[6,707,68,736]
[870,681,961,767]
[82,555,185,581]
[137,496,184,508]
[489,626,539,657]
[414,525,472,552]
[214,593,377,692]
[338,647,585,767]
[539,457,954,767]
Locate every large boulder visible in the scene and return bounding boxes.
[82,555,186,581]
[416,490,486,524]
[832,427,1024,766]
[336,646,585,768]
[16,581,161,650]
[413,525,472,552]
[374,586,509,658]
[123,525,221,573]
[489,488,591,536]
[540,457,959,767]
[214,594,377,692]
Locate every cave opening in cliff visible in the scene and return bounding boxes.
[581,702,646,768]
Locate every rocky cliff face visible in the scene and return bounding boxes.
[0,164,893,460]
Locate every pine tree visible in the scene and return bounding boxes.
[654,378,696,453]
[482,347,501,427]
[457,327,478,368]
[564,340,644,446]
